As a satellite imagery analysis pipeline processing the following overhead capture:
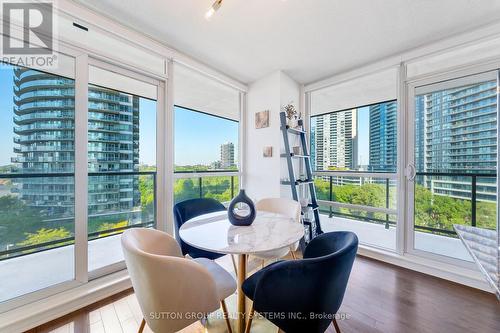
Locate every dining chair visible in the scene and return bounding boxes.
[121,228,237,333]
[242,231,358,333]
[254,198,302,264]
[174,197,238,273]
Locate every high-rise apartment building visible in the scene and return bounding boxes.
[369,102,397,172]
[415,80,497,202]
[13,68,140,217]
[220,142,235,169]
[312,110,357,171]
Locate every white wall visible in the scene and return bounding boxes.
[279,73,301,199]
[245,71,301,201]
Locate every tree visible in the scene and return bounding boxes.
[17,227,71,248]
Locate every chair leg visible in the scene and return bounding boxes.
[138,318,146,333]
[261,259,265,268]
[221,300,233,333]
[290,250,297,259]
[332,318,341,333]
[231,254,238,275]
[244,303,254,333]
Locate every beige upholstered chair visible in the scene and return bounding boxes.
[121,228,236,333]
[254,198,302,263]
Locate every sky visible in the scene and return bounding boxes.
[357,106,370,166]
[0,65,15,166]
[174,106,239,165]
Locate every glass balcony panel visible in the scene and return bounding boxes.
[314,174,397,251]
[174,175,238,205]
[87,173,155,272]
[0,175,75,302]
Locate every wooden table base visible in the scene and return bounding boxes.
[237,254,247,333]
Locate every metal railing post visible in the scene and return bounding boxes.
[385,178,390,229]
[199,177,203,198]
[329,176,333,218]
[471,175,477,227]
[231,175,235,198]
[153,173,157,229]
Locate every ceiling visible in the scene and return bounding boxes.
[74,0,500,84]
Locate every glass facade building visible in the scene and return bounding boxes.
[369,102,397,172]
[311,110,357,171]
[415,80,497,202]
[13,68,141,218]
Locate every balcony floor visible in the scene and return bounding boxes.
[320,214,473,261]
[0,234,124,302]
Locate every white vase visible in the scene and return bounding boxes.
[287,118,297,128]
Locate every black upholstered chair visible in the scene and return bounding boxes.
[243,231,358,333]
[173,198,227,260]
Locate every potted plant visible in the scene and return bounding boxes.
[283,103,298,128]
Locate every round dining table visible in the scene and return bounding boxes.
[179,210,304,333]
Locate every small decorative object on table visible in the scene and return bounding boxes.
[228,189,256,226]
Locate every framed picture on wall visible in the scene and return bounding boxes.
[263,146,273,157]
[255,110,269,129]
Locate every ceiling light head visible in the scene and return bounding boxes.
[205,0,223,20]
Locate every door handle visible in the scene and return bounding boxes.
[406,163,416,181]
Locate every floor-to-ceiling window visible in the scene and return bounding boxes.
[310,101,398,250]
[173,64,241,205]
[408,71,497,261]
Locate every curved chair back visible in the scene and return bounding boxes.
[247,231,358,333]
[173,198,226,259]
[256,197,301,222]
[256,198,301,251]
[121,228,219,333]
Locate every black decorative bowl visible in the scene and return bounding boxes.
[227,189,256,226]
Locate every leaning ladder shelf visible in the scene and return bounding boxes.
[280,112,323,246]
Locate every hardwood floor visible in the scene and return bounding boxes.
[27,255,500,333]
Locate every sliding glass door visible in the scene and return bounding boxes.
[407,70,498,262]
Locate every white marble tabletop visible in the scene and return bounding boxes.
[179,210,304,255]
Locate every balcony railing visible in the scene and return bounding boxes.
[312,170,497,237]
[313,171,397,230]
[0,171,156,260]
[174,170,239,204]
